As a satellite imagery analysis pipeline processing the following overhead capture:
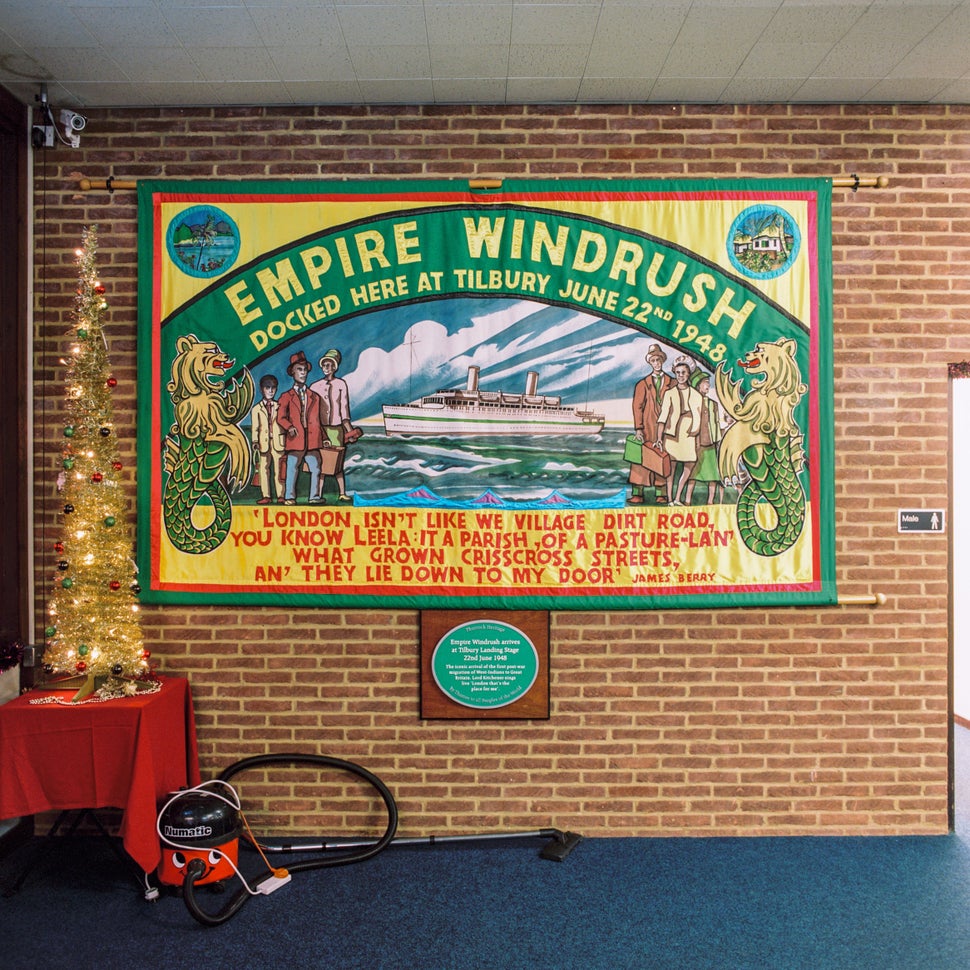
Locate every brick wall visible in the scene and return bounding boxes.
[31,103,965,837]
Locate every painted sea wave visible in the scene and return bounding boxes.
[352,486,627,510]
[339,428,632,509]
[236,428,638,509]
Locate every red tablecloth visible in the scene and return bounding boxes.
[0,675,201,873]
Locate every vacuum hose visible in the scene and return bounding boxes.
[179,753,398,927]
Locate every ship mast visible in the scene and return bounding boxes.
[404,330,420,401]
[583,341,594,410]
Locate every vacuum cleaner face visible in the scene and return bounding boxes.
[157,790,242,886]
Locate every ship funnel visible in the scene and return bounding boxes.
[525,371,539,396]
[467,366,480,391]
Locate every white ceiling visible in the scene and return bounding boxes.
[2,0,970,109]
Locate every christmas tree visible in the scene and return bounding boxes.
[43,226,150,701]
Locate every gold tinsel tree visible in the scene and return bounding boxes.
[43,226,149,700]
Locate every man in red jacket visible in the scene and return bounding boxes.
[276,350,326,505]
[630,343,674,504]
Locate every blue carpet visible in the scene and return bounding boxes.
[3,728,970,970]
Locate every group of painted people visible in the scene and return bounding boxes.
[250,349,360,505]
[629,343,724,506]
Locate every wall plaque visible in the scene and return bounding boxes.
[420,611,549,719]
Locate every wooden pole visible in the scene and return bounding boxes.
[76,175,889,193]
[837,593,888,606]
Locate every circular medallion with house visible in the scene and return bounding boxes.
[165,204,240,279]
[727,204,801,281]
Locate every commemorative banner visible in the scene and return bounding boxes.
[136,178,835,609]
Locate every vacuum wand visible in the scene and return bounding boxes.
[255,827,583,862]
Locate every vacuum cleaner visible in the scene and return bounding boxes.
[157,752,581,927]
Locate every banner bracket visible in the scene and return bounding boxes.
[468,178,503,198]
[837,593,887,606]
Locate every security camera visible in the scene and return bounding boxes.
[61,109,86,132]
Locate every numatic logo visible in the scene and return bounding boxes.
[164,824,213,839]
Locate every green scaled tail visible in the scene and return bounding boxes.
[737,436,805,557]
[163,436,233,554]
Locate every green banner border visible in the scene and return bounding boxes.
[136,177,835,610]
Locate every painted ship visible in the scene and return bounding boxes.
[382,366,605,436]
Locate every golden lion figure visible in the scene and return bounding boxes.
[715,337,807,557]
[163,334,254,554]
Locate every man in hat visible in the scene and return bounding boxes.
[629,343,674,504]
[310,348,360,502]
[276,350,326,505]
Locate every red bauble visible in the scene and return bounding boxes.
[142,649,151,660]
[112,461,123,471]
[109,580,121,591]
[54,541,64,553]
[76,660,87,673]
[106,377,118,388]
[94,283,106,295]
[92,472,104,483]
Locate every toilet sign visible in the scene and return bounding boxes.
[898,509,945,533]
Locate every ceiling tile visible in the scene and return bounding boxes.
[348,44,432,77]
[25,47,127,83]
[190,47,281,83]
[649,76,731,101]
[661,43,751,77]
[432,77,509,102]
[71,6,181,48]
[284,79,364,104]
[791,76,878,101]
[931,76,970,101]
[202,80,296,104]
[505,76,583,101]
[673,4,779,48]
[510,3,601,44]
[507,44,590,77]
[759,3,866,44]
[589,3,690,48]
[577,76,658,101]
[430,45,510,78]
[106,47,207,83]
[424,3,513,46]
[0,5,95,48]
[735,41,831,78]
[719,76,809,102]
[247,4,344,46]
[863,76,953,101]
[282,79,364,104]
[1,0,969,108]
[165,7,265,48]
[267,45,357,81]
[336,5,430,45]
[356,77,436,101]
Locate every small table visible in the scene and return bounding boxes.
[0,675,201,874]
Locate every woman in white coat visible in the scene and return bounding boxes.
[655,359,704,506]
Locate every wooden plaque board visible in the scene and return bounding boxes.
[420,610,550,719]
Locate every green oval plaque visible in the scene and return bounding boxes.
[431,619,539,710]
